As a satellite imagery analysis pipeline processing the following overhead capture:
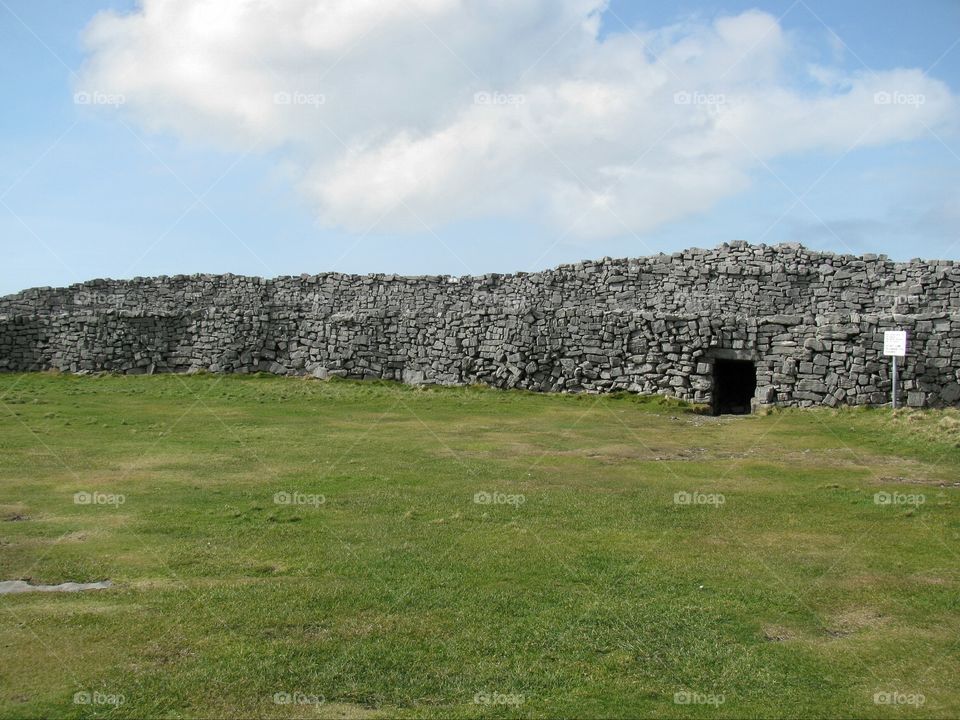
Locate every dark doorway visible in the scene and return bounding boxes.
[713,359,756,415]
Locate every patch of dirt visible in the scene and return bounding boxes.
[26,530,89,545]
[762,624,796,642]
[580,445,721,463]
[245,562,288,576]
[824,607,887,638]
[1,503,30,521]
[683,415,727,426]
[910,574,949,586]
[649,447,724,462]
[457,442,749,464]
[823,626,852,638]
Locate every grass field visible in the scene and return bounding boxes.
[1,372,958,719]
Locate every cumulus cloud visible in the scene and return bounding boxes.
[78,0,957,238]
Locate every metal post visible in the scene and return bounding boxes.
[892,354,898,409]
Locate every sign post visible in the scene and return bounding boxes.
[892,355,898,409]
[883,331,907,409]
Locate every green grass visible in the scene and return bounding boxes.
[0,372,958,719]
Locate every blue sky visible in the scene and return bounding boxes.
[0,0,958,296]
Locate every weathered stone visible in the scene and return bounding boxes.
[942,383,960,403]
[756,385,776,403]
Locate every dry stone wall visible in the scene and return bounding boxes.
[2,242,959,408]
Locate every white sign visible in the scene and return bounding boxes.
[883,330,907,357]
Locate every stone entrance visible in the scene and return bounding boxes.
[712,359,757,415]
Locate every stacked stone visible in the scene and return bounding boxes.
[1,242,958,407]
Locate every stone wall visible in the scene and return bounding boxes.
[2,242,959,408]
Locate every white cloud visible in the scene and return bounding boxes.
[78,1,957,238]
